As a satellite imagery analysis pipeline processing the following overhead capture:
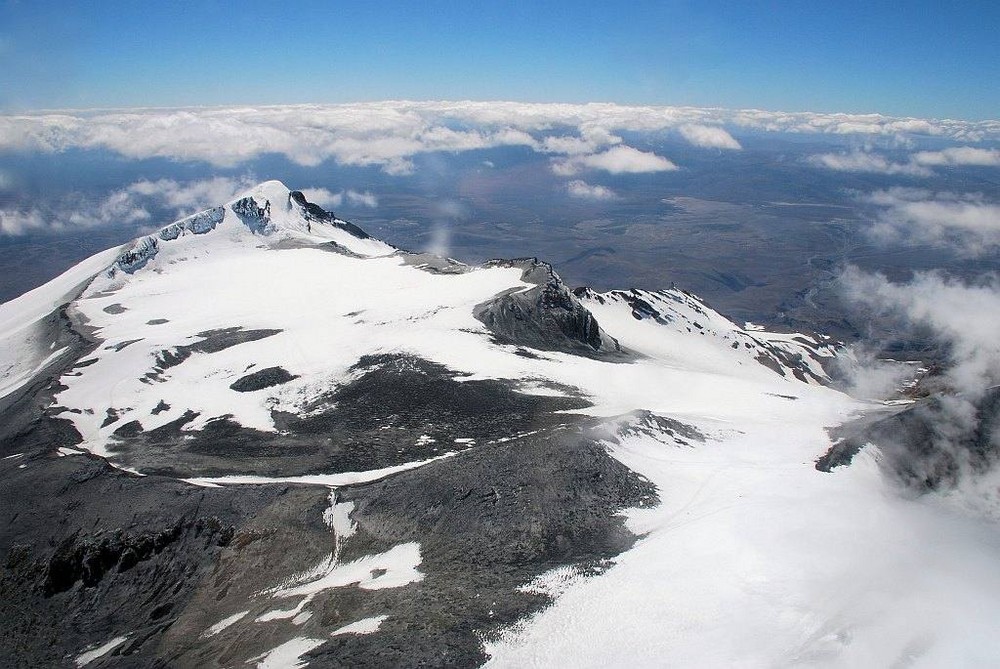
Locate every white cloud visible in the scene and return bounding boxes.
[299,187,341,208]
[1,102,994,174]
[124,176,255,215]
[0,209,47,235]
[912,147,1000,167]
[677,124,742,150]
[840,268,1000,499]
[0,176,259,236]
[811,146,1000,177]
[299,188,378,209]
[566,180,617,200]
[345,190,378,208]
[808,150,931,176]
[861,188,1000,255]
[841,267,1000,395]
[553,145,677,176]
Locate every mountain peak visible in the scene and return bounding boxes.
[231,179,291,209]
[103,181,392,278]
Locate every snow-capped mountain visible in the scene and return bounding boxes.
[2,181,999,668]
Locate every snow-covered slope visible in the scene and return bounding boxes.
[3,180,999,668]
[2,180,841,473]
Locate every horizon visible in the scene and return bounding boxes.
[2,1,998,121]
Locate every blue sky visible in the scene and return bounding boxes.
[1,0,998,119]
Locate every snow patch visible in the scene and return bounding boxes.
[331,615,388,636]
[249,637,325,669]
[183,452,454,488]
[202,610,248,638]
[75,635,128,667]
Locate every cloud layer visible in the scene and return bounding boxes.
[861,188,1000,255]
[810,147,1000,177]
[1,101,995,175]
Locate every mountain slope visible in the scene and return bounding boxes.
[2,181,999,668]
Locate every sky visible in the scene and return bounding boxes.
[1,0,998,119]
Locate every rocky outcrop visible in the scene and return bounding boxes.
[474,258,627,359]
[289,190,372,239]
[158,206,225,240]
[109,235,159,275]
[818,386,1000,490]
[230,196,271,233]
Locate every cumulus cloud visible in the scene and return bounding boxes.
[841,268,1000,391]
[552,145,677,176]
[566,180,617,200]
[125,176,255,215]
[1,102,994,174]
[300,187,378,209]
[677,124,742,150]
[861,188,1000,255]
[811,145,1000,177]
[0,176,261,236]
[912,147,1000,167]
[839,267,1000,497]
[808,150,931,176]
[0,209,47,235]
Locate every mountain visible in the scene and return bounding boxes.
[2,181,999,668]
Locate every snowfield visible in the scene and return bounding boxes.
[5,180,999,668]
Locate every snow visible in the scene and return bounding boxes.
[202,610,249,638]
[14,180,1000,665]
[330,615,388,636]
[75,635,128,667]
[41,182,842,474]
[0,245,122,401]
[291,611,314,626]
[182,453,454,488]
[483,419,1000,667]
[323,494,356,551]
[249,636,326,669]
[275,542,424,599]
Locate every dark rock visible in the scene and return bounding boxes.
[230,366,298,393]
[474,259,626,359]
[230,196,271,233]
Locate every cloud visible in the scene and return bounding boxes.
[553,146,677,176]
[861,188,1000,255]
[426,223,451,258]
[677,124,742,150]
[300,187,378,209]
[912,147,1000,167]
[808,150,931,176]
[566,180,617,200]
[0,208,47,235]
[299,187,340,208]
[810,145,1000,177]
[124,176,255,215]
[344,190,378,208]
[0,176,260,236]
[839,267,1000,498]
[2,102,995,174]
[841,268,1000,395]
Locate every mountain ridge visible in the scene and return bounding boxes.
[7,180,980,669]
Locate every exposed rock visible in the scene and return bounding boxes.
[229,366,298,393]
[818,387,1000,490]
[290,190,372,239]
[474,259,626,359]
[230,196,271,233]
[159,206,225,240]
